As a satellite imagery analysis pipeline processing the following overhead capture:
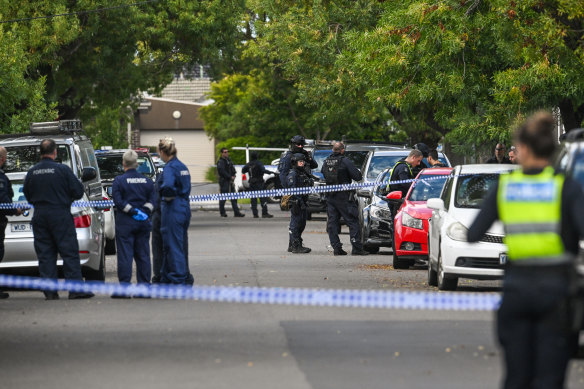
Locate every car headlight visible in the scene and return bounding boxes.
[370,205,392,220]
[402,212,423,230]
[446,222,468,241]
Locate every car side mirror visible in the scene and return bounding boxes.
[356,189,372,198]
[386,191,402,200]
[427,198,445,211]
[81,167,97,182]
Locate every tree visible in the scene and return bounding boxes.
[345,0,584,151]
[0,0,245,142]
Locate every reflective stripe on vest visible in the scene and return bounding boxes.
[497,166,565,262]
[386,161,413,191]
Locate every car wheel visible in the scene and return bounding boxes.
[427,258,438,287]
[85,238,106,281]
[365,245,380,254]
[437,251,458,291]
[265,180,281,204]
[392,234,409,269]
[105,237,116,255]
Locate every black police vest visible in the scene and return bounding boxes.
[249,161,263,183]
[323,155,344,185]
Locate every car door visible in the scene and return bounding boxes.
[429,175,453,263]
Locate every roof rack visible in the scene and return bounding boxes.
[564,128,584,142]
[341,139,408,147]
[30,119,83,134]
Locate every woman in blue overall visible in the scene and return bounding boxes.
[158,138,194,285]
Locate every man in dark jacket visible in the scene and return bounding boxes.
[428,149,446,168]
[0,146,21,299]
[388,149,424,198]
[242,151,275,218]
[279,135,317,188]
[217,148,244,217]
[23,139,94,300]
[286,153,313,253]
[487,143,512,164]
[322,142,368,256]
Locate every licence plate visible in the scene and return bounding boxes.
[499,253,508,265]
[11,223,32,232]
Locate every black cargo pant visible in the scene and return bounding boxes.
[249,182,268,216]
[326,192,362,251]
[497,264,574,389]
[219,181,241,216]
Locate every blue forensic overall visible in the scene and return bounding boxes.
[23,157,85,295]
[0,167,17,296]
[151,172,163,283]
[159,157,194,285]
[112,168,155,285]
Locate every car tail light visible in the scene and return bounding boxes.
[102,196,110,212]
[242,174,247,181]
[74,215,91,228]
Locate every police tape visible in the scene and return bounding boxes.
[0,274,501,310]
[0,174,451,209]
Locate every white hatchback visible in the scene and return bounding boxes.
[427,164,519,290]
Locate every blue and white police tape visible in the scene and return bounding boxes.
[0,174,451,210]
[0,274,501,310]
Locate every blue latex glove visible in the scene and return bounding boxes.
[132,208,148,221]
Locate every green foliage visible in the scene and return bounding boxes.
[205,166,218,183]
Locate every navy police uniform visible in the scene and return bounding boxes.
[23,157,86,298]
[468,168,584,388]
[242,158,274,218]
[0,167,18,298]
[151,172,163,283]
[279,149,317,189]
[159,157,194,285]
[217,155,243,217]
[112,168,155,285]
[322,153,366,255]
[286,155,313,253]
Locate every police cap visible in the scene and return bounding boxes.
[291,153,306,163]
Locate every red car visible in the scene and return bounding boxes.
[388,167,453,269]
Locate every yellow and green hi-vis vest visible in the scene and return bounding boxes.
[386,161,413,191]
[497,166,565,262]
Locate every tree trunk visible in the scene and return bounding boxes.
[559,99,584,132]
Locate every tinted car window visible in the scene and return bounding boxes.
[97,154,155,180]
[409,176,448,202]
[569,149,584,188]
[454,174,499,209]
[441,177,453,210]
[4,145,72,173]
[367,155,403,181]
[344,150,369,171]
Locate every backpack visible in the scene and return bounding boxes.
[249,161,263,182]
[322,154,344,185]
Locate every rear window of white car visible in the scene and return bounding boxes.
[4,145,72,173]
[454,173,499,208]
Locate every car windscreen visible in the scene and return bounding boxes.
[367,155,404,181]
[408,176,448,202]
[97,154,155,180]
[4,145,72,173]
[454,173,499,208]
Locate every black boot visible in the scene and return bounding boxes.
[292,245,311,254]
[334,247,347,256]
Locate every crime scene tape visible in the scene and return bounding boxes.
[0,274,501,310]
[0,174,452,209]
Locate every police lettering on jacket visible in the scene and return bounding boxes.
[23,158,84,209]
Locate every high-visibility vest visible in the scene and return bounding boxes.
[386,161,413,191]
[497,166,566,262]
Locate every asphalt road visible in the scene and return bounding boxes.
[1,208,583,389]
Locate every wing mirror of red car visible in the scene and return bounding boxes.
[386,191,403,202]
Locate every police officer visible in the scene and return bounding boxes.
[158,138,194,285]
[111,150,155,296]
[23,139,94,300]
[242,151,275,218]
[387,149,424,198]
[286,153,312,253]
[322,142,368,256]
[217,148,244,217]
[427,149,446,168]
[151,171,163,283]
[468,112,584,389]
[0,147,22,299]
[279,135,317,188]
